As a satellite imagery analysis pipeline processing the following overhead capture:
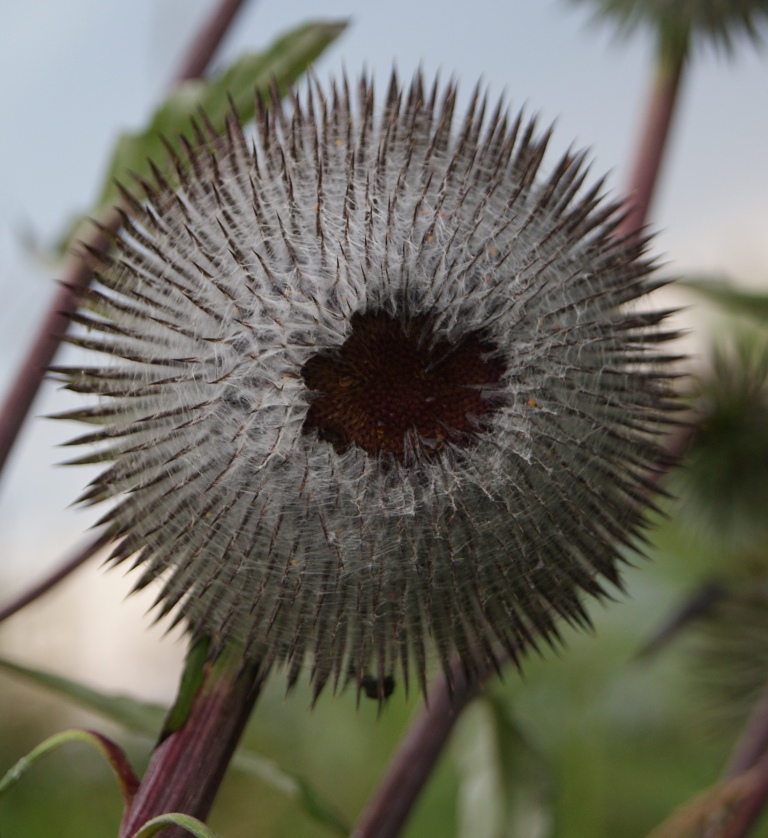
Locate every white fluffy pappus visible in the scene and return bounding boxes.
[57,72,680,701]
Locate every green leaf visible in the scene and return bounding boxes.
[682,276,768,324]
[0,654,349,834]
[161,636,210,738]
[97,20,346,211]
[452,693,553,838]
[0,654,166,736]
[131,813,220,838]
[0,728,139,805]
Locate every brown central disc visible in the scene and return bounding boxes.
[301,312,505,459]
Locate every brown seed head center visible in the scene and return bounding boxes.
[301,312,505,458]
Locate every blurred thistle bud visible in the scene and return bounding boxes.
[690,577,768,729]
[569,0,768,52]
[58,73,680,700]
[678,335,768,548]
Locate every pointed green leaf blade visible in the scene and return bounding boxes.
[131,813,221,838]
[160,636,210,738]
[0,654,166,736]
[0,728,138,805]
[683,276,768,324]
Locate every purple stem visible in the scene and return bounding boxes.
[718,750,768,838]
[0,214,119,478]
[0,530,110,625]
[117,656,264,838]
[350,660,487,838]
[616,32,687,240]
[712,683,768,838]
[173,0,250,83]
[725,687,768,780]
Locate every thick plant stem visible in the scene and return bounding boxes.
[0,0,252,481]
[351,660,485,838]
[617,30,687,240]
[118,652,264,838]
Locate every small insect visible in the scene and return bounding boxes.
[360,672,396,701]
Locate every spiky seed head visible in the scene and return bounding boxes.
[58,72,679,701]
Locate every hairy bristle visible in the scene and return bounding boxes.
[60,71,679,702]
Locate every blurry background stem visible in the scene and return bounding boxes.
[718,752,768,838]
[0,530,110,625]
[711,680,768,838]
[616,24,688,241]
[351,659,486,838]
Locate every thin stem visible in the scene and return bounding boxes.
[350,660,485,838]
[702,680,768,838]
[0,0,254,482]
[726,685,768,779]
[118,652,264,838]
[173,0,250,83]
[0,210,120,478]
[616,29,688,240]
[0,530,110,625]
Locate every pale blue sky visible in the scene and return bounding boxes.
[0,0,766,612]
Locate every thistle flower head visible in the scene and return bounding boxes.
[60,73,678,700]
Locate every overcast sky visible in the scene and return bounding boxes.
[0,0,766,684]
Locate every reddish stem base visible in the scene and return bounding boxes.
[118,658,263,838]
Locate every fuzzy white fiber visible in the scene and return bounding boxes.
[59,73,679,699]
